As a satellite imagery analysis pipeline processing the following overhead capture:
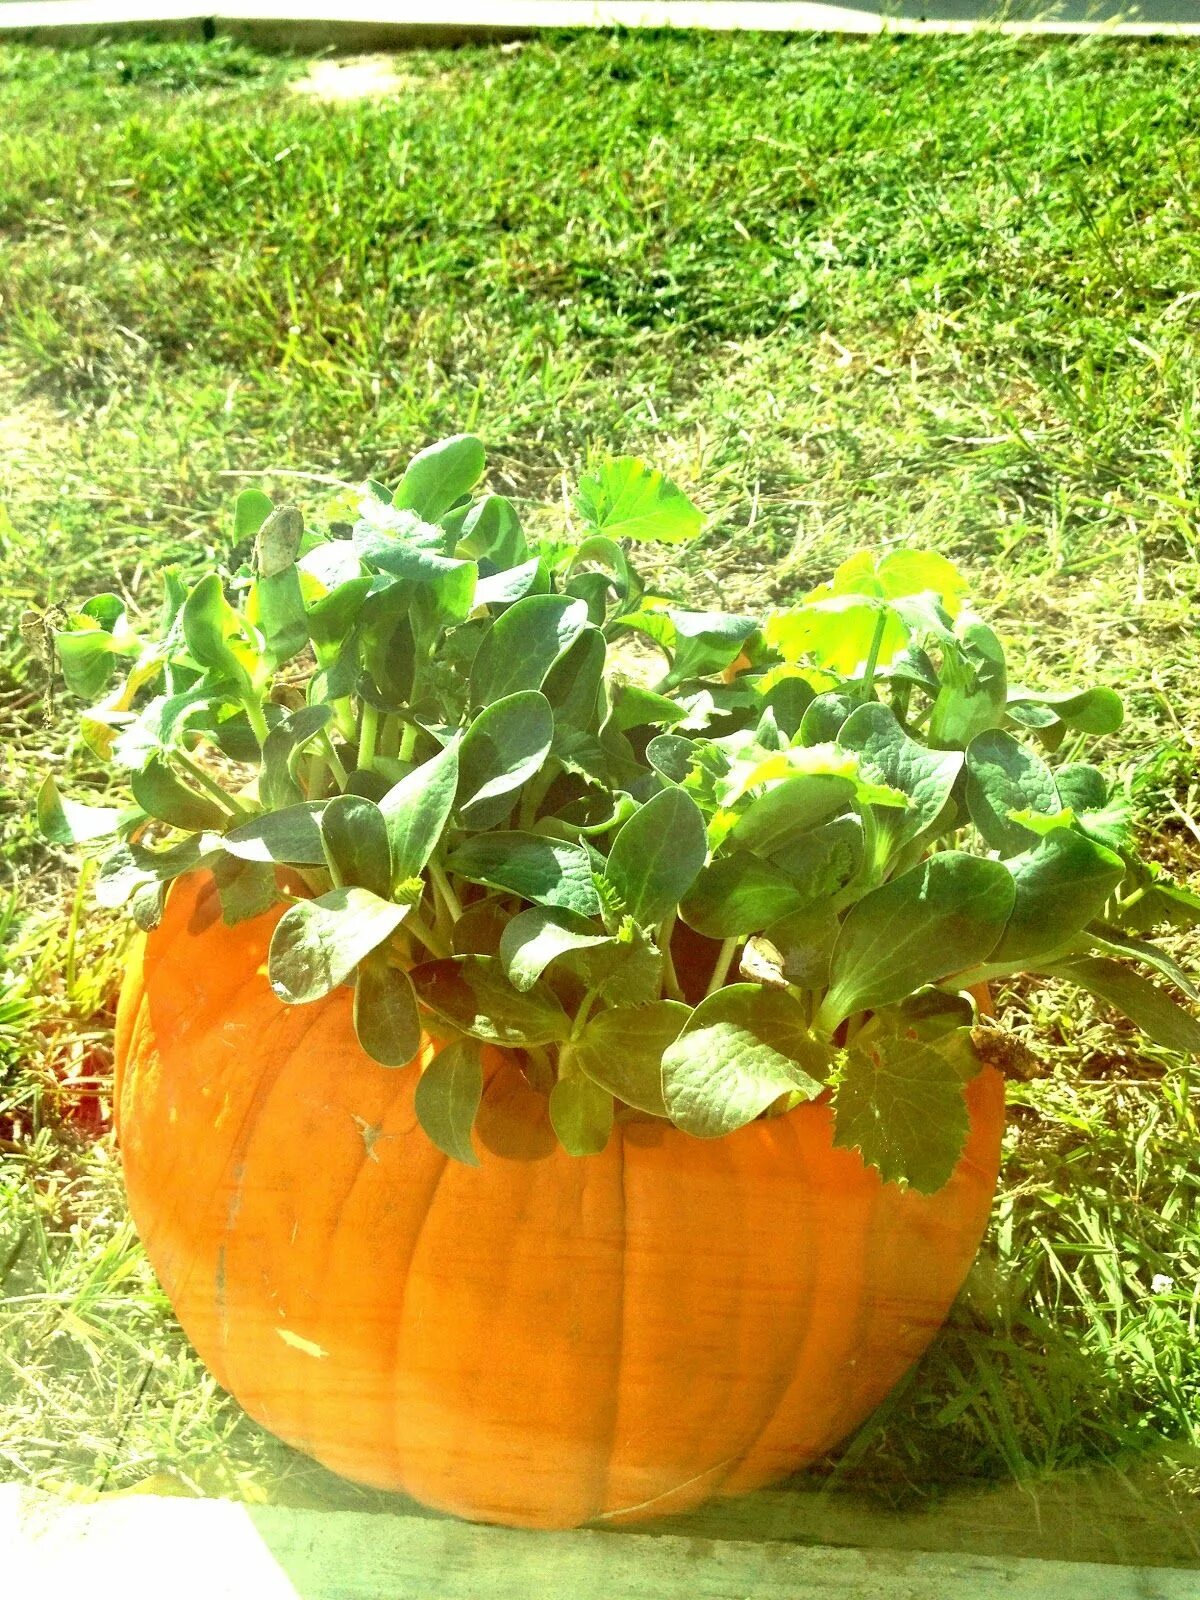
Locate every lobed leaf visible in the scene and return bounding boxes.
[662,985,829,1139]
[831,1032,971,1194]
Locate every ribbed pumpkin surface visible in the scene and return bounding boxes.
[113,872,1004,1529]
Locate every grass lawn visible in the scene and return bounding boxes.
[2,26,1200,1561]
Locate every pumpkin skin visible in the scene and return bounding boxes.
[113,872,1004,1530]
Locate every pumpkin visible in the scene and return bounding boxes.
[114,871,1004,1530]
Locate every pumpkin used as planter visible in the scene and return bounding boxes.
[48,440,1200,1529]
[115,871,1003,1530]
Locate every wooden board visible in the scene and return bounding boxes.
[4,1485,1200,1600]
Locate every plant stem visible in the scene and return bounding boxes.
[403,908,448,960]
[705,936,740,998]
[658,912,685,1001]
[523,1044,557,1093]
[331,696,357,743]
[358,703,380,772]
[303,747,330,801]
[859,607,889,699]
[380,713,401,760]
[399,721,420,762]
[318,731,348,790]
[571,987,600,1040]
[173,752,253,819]
[518,767,557,831]
[428,857,463,923]
[65,857,93,999]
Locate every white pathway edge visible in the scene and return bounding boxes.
[1,0,1200,40]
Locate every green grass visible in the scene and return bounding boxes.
[3,27,1200,1561]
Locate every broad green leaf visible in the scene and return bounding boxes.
[798,691,857,747]
[456,691,554,829]
[498,906,615,992]
[542,627,606,730]
[727,773,855,856]
[965,728,1061,857]
[130,880,167,931]
[1109,867,1200,935]
[567,534,642,611]
[620,607,756,685]
[475,557,546,608]
[410,955,570,1046]
[765,597,908,679]
[667,609,759,683]
[762,904,842,991]
[224,802,328,865]
[209,854,279,927]
[305,574,373,656]
[55,625,134,700]
[604,787,708,927]
[1043,956,1200,1055]
[564,569,612,626]
[233,487,273,542]
[987,829,1124,968]
[411,558,479,637]
[645,733,694,784]
[549,1073,614,1156]
[576,457,703,545]
[379,740,460,882]
[319,794,393,900]
[393,434,486,522]
[875,550,968,613]
[585,937,664,1007]
[805,547,968,616]
[662,986,828,1139]
[354,507,464,582]
[456,495,528,567]
[36,776,121,845]
[413,1040,483,1166]
[353,956,422,1067]
[837,702,962,860]
[819,853,1016,1031]
[251,567,308,670]
[182,574,258,691]
[831,1033,970,1194]
[760,813,864,906]
[448,832,602,917]
[1008,686,1123,737]
[1054,763,1134,854]
[609,683,687,733]
[269,887,407,1003]
[300,536,364,591]
[95,837,212,909]
[249,505,306,663]
[451,896,511,957]
[468,594,590,706]
[680,852,812,939]
[260,704,334,811]
[564,1000,689,1117]
[1087,927,1200,1004]
[927,623,1008,750]
[130,754,230,834]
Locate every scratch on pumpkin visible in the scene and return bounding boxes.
[277,1328,329,1360]
[352,1113,387,1161]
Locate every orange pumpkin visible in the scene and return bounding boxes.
[114,871,1004,1529]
